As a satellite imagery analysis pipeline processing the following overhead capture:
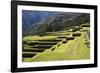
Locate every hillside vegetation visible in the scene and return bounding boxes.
[22,11,90,36]
[22,22,90,62]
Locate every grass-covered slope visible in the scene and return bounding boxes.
[22,22,90,62]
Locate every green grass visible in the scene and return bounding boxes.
[23,33,90,62]
[23,23,90,62]
[23,36,58,41]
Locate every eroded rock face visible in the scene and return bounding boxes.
[22,11,90,36]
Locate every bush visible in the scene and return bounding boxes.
[51,47,55,51]
[57,44,60,46]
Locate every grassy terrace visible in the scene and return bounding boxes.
[22,23,90,62]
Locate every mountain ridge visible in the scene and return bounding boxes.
[22,11,90,36]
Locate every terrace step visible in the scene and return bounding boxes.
[66,37,75,40]
[23,48,45,52]
[62,40,67,43]
[22,58,32,61]
[57,36,67,38]
[81,24,90,27]
[72,33,81,37]
[38,42,58,45]
[32,45,53,48]
[37,39,62,42]
[27,41,38,46]
[72,29,79,32]
[22,52,38,58]
[45,34,68,36]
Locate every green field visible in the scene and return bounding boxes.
[22,23,90,62]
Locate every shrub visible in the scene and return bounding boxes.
[51,47,55,51]
[57,44,60,46]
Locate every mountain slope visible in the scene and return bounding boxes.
[22,11,90,36]
[28,13,90,35]
[22,10,56,35]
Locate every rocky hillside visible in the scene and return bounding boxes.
[22,11,90,36]
[22,10,56,35]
